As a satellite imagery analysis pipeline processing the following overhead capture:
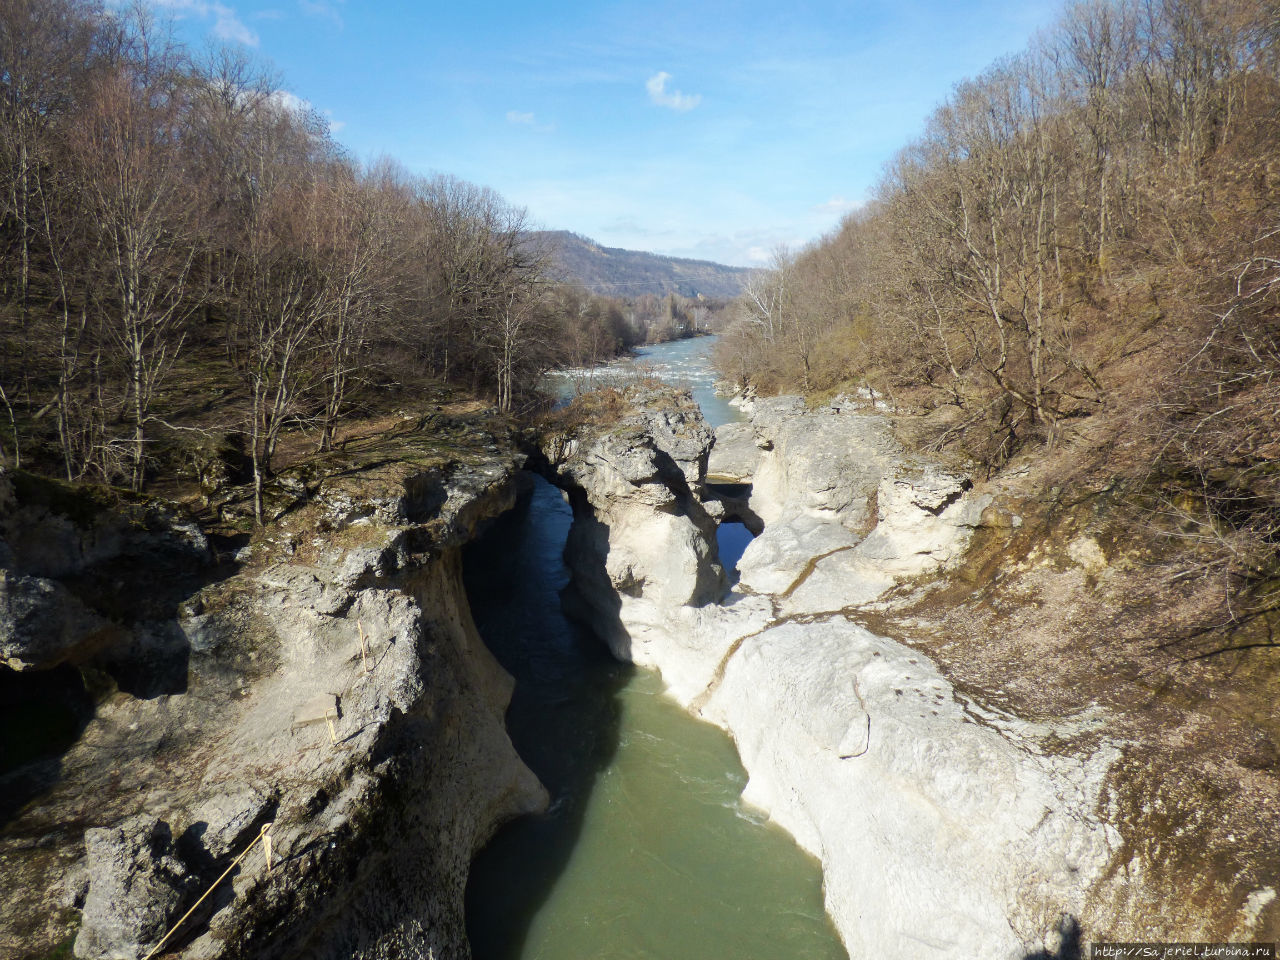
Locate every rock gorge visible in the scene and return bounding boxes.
[3,385,1277,959]
[536,385,1280,958]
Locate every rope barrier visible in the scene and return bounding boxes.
[141,821,274,960]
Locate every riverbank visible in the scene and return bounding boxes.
[0,406,544,960]
[461,476,844,960]
[534,382,1280,957]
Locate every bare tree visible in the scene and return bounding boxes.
[738,247,793,344]
[315,165,403,448]
[0,0,104,465]
[205,82,336,521]
[67,12,205,490]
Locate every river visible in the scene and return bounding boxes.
[463,336,846,960]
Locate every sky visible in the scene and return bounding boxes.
[152,0,1064,267]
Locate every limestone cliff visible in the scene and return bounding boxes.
[536,385,726,665]
[0,412,546,960]
[540,387,1280,958]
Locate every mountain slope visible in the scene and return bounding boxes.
[536,230,750,299]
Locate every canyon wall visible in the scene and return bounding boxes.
[0,417,544,960]
[541,387,1279,958]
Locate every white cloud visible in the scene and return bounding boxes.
[267,89,311,114]
[151,0,258,46]
[646,71,701,112]
[263,90,344,137]
[298,0,343,28]
[745,246,771,263]
[813,195,858,213]
[506,110,555,133]
[212,10,257,45]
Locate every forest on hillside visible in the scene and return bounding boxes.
[537,230,751,299]
[718,0,1280,622]
[0,0,727,516]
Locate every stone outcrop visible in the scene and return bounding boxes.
[738,403,988,616]
[0,471,210,678]
[538,388,1209,959]
[0,414,546,960]
[0,572,108,672]
[538,386,726,664]
[702,619,1116,959]
[704,420,757,482]
[76,816,201,960]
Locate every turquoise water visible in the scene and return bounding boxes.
[546,334,744,428]
[464,338,845,960]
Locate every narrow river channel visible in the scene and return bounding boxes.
[462,337,847,960]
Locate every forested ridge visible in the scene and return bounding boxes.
[537,230,751,299]
[718,0,1280,642]
[0,0,732,521]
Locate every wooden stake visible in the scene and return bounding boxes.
[262,822,274,871]
[358,619,369,674]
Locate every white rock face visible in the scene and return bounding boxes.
[548,391,1120,960]
[544,388,726,663]
[781,471,991,617]
[703,619,1116,960]
[706,421,760,482]
[746,397,899,530]
[736,513,861,597]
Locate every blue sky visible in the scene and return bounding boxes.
[155,0,1062,266]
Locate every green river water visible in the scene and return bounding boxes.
[463,337,847,960]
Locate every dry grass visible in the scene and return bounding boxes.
[855,395,1280,936]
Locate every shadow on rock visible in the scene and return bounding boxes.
[1024,915,1083,960]
[0,663,94,823]
[557,485,631,661]
[0,470,243,830]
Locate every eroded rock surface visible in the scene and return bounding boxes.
[538,385,726,663]
[0,416,546,960]
[76,816,200,960]
[705,420,758,482]
[538,387,1276,959]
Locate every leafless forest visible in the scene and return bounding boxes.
[5,0,1278,602]
[0,0,730,519]
[717,0,1280,629]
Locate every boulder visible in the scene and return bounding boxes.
[184,787,273,862]
[706,421,759,482]
[75,816,198,960]
[0,571,108,671]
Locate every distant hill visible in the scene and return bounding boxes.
[535,230,751,299]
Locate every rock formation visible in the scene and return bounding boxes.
[8,379,1276,960]
[538,386,726,664]
[539,386,1278,958]
[0,413,546,960]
